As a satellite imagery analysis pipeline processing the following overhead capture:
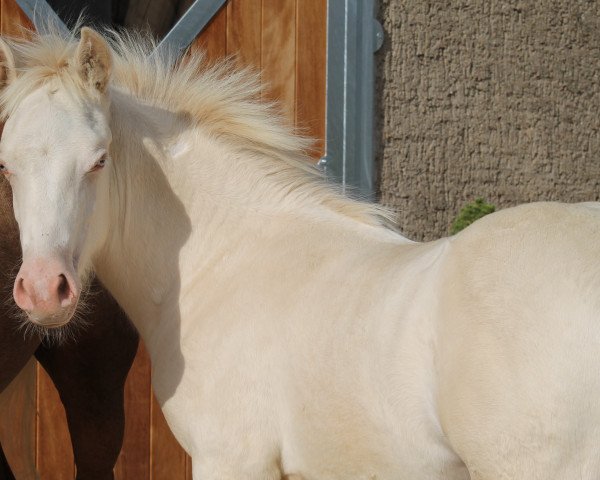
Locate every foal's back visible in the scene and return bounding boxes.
[437,202,600,479]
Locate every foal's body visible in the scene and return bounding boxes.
[0,177,138,480]
[2,29,600,479]
[95,102,600,478]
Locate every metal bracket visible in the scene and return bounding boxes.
[153,0,228,57]
[373,18,384,52]
[14,0,69,35]
[14,0,226,53]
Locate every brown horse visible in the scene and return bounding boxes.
[0,176,138,479]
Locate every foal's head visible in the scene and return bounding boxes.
[0,28,113,327]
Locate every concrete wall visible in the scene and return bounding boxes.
[376,1,600,241]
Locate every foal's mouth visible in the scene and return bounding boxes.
[16,303,89,346]
[26,306,77,329]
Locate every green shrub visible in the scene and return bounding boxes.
[450,198,495,234]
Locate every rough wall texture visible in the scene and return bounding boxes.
[376,1,600,241]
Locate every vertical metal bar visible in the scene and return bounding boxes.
[322,0,345,186]
[13,0,69,35]
[354,0,377,198]
[323,0,381,199]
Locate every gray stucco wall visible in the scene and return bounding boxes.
[376,1,600,241]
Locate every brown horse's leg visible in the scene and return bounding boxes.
[0,444,15,480]
[35,281,139,480]
[0,176,40,478]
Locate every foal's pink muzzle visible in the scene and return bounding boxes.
[13,257,80,327]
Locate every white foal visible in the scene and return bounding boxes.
[1,28,600,479]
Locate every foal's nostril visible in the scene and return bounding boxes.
[13,276,34,312]
[16,277,25,295]
[57,274,72,304]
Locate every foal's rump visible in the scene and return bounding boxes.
[437,201,600,479]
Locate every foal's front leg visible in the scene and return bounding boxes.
[188,432,305,480]
[190,454,306,480]
[185,424,285,480]
[35,282,138,480]
[192,459,284,480]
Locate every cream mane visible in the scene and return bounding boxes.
[0,27,397,229]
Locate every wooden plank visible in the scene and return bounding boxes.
[114,342,152,480]
[0,359,37,480]
[36,362,75,479]
[296,0,327,158]
[1,0,33,37]
[189,2,227,66]
[226,0,261,68]
[150,394,187,480]
[261,0,296,123]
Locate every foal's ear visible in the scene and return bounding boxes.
[0,38,16,89]
[75,27,112,93]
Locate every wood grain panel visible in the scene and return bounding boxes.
[36,363,75,479]
[190,3,227,65]
[227,0,261,68]
[296,0,327,158]
[0,359,37,480]
[150,394,187,480]
[0,0,33,36]
[261,0,296,123]
[114,342,151,480]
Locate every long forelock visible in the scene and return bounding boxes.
[0,26,397,229]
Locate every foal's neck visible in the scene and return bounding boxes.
[94,90,400,349]
[93,93,197,346]
[95,91,297,345]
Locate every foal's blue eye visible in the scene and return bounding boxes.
[90,154,107,173]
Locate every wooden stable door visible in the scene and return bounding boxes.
[0,0,326,478]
